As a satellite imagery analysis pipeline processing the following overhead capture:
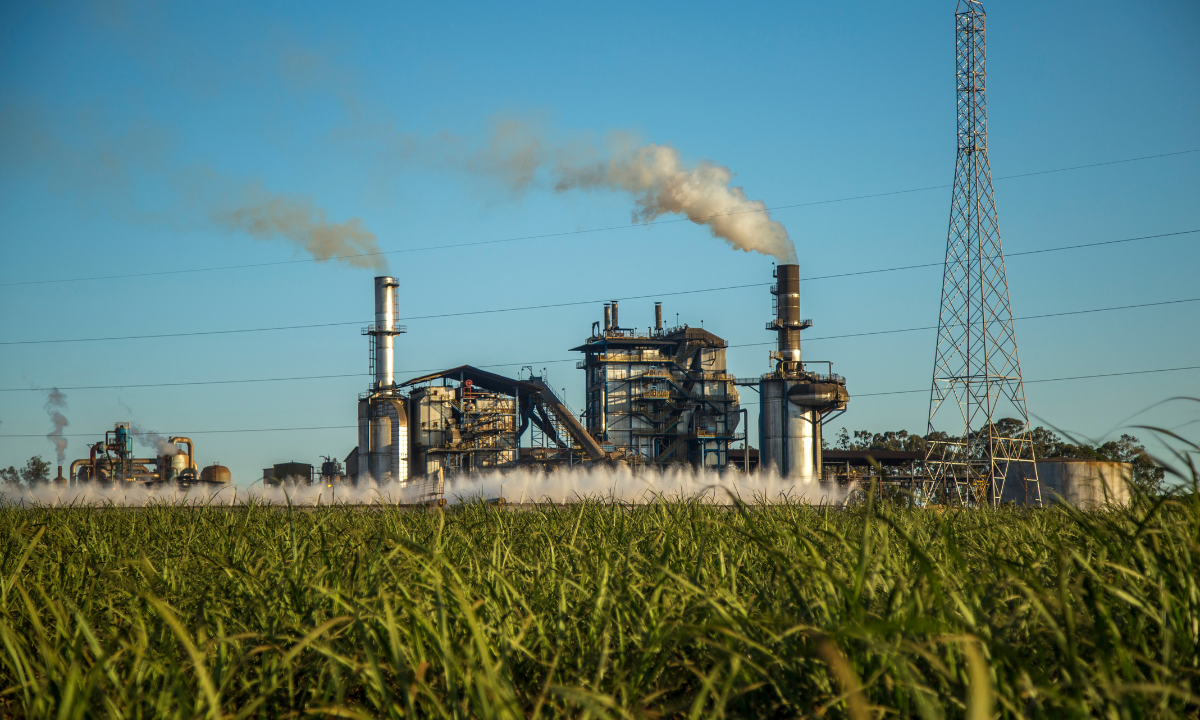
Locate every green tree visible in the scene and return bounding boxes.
[18,456,50,484]
[0,465,19,487]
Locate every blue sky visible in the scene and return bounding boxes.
[2,0,1198,483]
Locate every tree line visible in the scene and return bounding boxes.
[830,420,1165,492]
[0,456,51,487]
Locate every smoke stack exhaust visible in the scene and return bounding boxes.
[654,302,663,332]
[611,301,619,331]
[603,304,612,332]
[373,276,400,389]
[776,265,800,358]
[768,264,810,373]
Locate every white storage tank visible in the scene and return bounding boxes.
[1005,458,1132,507]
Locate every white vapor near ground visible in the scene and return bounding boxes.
[1,467,852,508]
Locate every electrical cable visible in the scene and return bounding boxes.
[3,363,1197,438]
[2,296,1197,392]
[852,363,1200,398]
[3,229,1195,347]
[2,148,1195,288]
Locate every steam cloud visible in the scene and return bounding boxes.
[0,467,854,508]
[210,182,386,270]
[130,424,179,456]
[381,118,797,262]
[43,388,69,464]
[554,140,796,262]
[1,102,386,272]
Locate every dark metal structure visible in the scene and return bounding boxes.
[400,364,606,479]
[573,302,743,468]
[924,0,1041,506]
[69,422,205,485]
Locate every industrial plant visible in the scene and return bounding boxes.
[43,1,1142,511]
[52,258,1126,511]
[66,422,230,486]
[332,261,855,496]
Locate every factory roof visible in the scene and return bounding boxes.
[570,326,727,352]
[823,450,923,466]
[399,365,542,396]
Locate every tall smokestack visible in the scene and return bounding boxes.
[776,265,800,359]
[374,276,399,389]
[611,301,619,331]
[654,302,663,332]
[768,264,810,374]
[603,304,612,332]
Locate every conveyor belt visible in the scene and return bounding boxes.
[526,378,607,461]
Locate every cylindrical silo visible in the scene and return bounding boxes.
[761,378,820,482]
[1004,459,1131,507]
[761,379,785,473]
[786,393,818,483]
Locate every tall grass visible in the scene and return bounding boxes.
[1,467,1197,717]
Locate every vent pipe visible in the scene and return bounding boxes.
[654,302,663,332]
[603,304,612,332]
[611,300,619,331]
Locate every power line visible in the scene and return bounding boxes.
[726,296,1200,349]
[0,425,358,439]
[848,364,1200,399]
[2,148,1196,288]
[3,229,1195,347]
[3,363,1197,438]
[3,296,1196,393]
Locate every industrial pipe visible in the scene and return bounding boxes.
[169,437,196,470]
[655,302,663,332]
[611,300,619,331]
[70,459,89,484]
[603,304,612,332]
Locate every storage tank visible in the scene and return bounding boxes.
[200,464,232,484]
[1005,458,1131,507]
[762,381,820,480]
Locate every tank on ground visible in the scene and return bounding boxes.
[1004,459,1131,507]
[200,463,231,484]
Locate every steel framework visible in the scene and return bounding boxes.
[924,0,1042,507]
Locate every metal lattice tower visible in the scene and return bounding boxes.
[923,0,1041,507]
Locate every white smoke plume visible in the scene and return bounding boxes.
[201,175,387,271]
[377,117,797,263]
[0,467,852,508]
[553,138,797,263]
[1,102,387,272]
[130,424,179,456]
[43,388,69,464]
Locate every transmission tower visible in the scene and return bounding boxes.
[923,0,1041,507]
